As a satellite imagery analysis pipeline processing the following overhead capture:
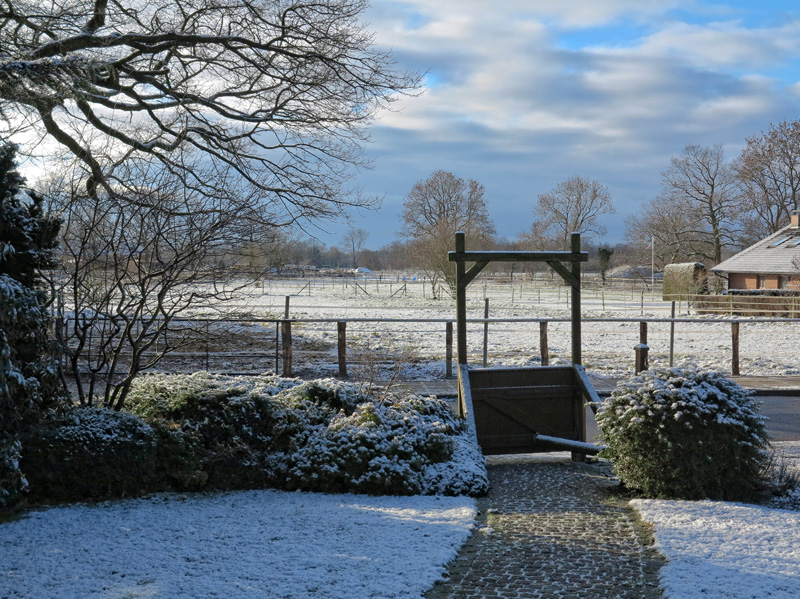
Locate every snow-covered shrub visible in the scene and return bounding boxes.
[126,372,298,489]
[126,373,488,496]
[283,394,460,495]
[123,371,301,419]
[597,366,769,500]
[21,408,158,501]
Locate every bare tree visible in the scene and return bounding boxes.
[0,0,419,224]
[341,227,369,269]
[625,196,712,269]
[531,176,615,249]
[736,120,800,239]
[238,227,297,277]
[661,144,742,265]
[400,170,495,296]
[46,157,260,409]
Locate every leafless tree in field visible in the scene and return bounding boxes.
[400,170,495,297]
[625,195,712,269]
[238,227,296,278]
[0,0,419,224]
[46,156,265,409]
[736,120,800,242]
[341,227,369,269]
[660,145,743,265]
[529,176,615,250]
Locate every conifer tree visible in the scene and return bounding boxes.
[0,142,63,506]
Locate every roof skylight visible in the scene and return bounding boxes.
[769,237,791,247]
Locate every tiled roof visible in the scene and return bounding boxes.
[711,225,800,274]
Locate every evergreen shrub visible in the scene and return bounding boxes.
[0,143,64,507]
[21,408,158,502]
[126,372,488,497]
[20,373,488,502]
[597,366,770,500]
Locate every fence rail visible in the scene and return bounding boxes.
[61,314,800,380]
[691,293,800,317]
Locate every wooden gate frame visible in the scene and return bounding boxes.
[449,231,586,368]
[448,231,602,457]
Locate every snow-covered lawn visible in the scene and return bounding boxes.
[630,441,800,599]
[633,499,800,599]
[3,451,800,599]
[0,491,475,599]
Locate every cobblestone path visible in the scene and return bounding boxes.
[426,455,665,599]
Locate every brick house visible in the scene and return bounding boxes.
[711,211,800,290]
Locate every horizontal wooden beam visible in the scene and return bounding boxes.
[449,250,588,263]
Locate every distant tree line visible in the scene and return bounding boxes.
[333,119,800,278]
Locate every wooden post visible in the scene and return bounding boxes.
[482,298,489,367]
[456,232,467,365]
[539,321,549,366]
[337,321,347,378]
[669,301,676,367]
[635,343,649,374]
[731,321,740,376]
[571,233,584,462]
[275,321,280,373]
[281,320,292,377]
[639,321,648,346]
[571,233,581,365]
[205,320,210,370]
[445,321,453,379]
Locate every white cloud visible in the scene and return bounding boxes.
[371,0,682,31]
[519,0,684,28]
[633,20,800,68]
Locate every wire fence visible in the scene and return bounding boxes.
[56,274,800,383]
[60,313,800,381]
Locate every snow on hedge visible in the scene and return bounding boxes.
[124,372,489,497]
[597,366,769,500]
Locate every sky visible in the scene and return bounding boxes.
[317,0,800,250]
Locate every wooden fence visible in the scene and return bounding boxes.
[61,314,799,380]
[691,294,800,317]
[273,316,785,379]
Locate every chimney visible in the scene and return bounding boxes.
[793,210,800,228]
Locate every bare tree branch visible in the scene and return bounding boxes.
[531,176,615,250]
[44,154,267,409]
[1,0,419,224]
[661,145,742,265]
[736,120,800,241]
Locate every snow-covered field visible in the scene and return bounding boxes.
[175,276,800,381]
[0,491,475,599]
